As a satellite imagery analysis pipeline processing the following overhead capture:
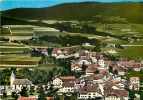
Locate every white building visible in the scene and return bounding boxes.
[53,76,76,93]
[98,59,105,68]
[78,83,103,100]
[129,77,140,91]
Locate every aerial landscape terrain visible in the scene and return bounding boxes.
[0,0,143,100]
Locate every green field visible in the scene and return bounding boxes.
[119,46,143,59]
[96,24,143,36]
[0,54,41,68]
[0,42,31,53]
[0,26,34,36]
[129,40,143,45]
[127,71,143,79]
[0,47,30,53]
[0,41,24,46]
[1,54,41,61]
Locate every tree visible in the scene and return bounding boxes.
[94,69,99,74]
[0,68,11,85]
[93,46,101,52]
[47,48,53,56]
[29,86,35,95]
[109,66,113,73]
[82,63,88,72]
[20,87,28,97]
[3,92,7,98]
[38,86,46,100]
[12,92,18,100]
[140,91,143,100]
[113,69,118,75]
[129,90,135,100]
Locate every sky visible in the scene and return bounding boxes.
[0,0,142,11]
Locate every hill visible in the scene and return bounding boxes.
[1,2,143,23]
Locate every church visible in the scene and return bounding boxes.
[10,71,33,92]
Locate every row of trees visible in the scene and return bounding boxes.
[53,22,128,41]
[54,22,96,34]
[39,35,100,47]
[0,68,16,85]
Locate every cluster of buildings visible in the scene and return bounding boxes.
[51,48,142,99]
[0,47,142,100]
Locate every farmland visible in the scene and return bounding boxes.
[0,40,41,68]
[0,42,31,54]
[119,46,143,59]
[0,54,41,68]
[1,21,143,62]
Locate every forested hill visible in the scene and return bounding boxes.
[2,2,143,23]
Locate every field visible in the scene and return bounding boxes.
[0,26,34,36]
[1,23,143,60]
[1,54,41,61]
[0,41,41,68]
[0,42,31,53]
[119,46,143,59]
[96,23,143,35]
[0,54,41,68]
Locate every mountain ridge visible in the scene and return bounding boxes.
[2,2,143,23]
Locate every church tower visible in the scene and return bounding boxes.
[10,71,15,87]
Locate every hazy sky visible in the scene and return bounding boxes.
[0,0,142,11]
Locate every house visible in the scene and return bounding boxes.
[117,66,127,76]
[91,56,98,64]
[71,64,82,72]
[85,64,99,75]
[84,68,108,85]
[129,77,140,91]
[78,59,91,65]
[78,83,103,100]
[46,97,54,100]
[98,59,105,68]
[104,80,129,100]
[117,60,142,71]
[105,89,129,100]
[17,96,37,100]
[82,43,92,46]
[10,72,33,92]
[52,47,80,59]
[85,64,108,76]
[53,76,76,93]
[0,86,5,96]
[52,48,62,58]
[40,49,48,56]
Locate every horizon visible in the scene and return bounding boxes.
[0,0,143,11]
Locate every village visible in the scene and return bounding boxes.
[0,24,143,100]
[1,0,143,99]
